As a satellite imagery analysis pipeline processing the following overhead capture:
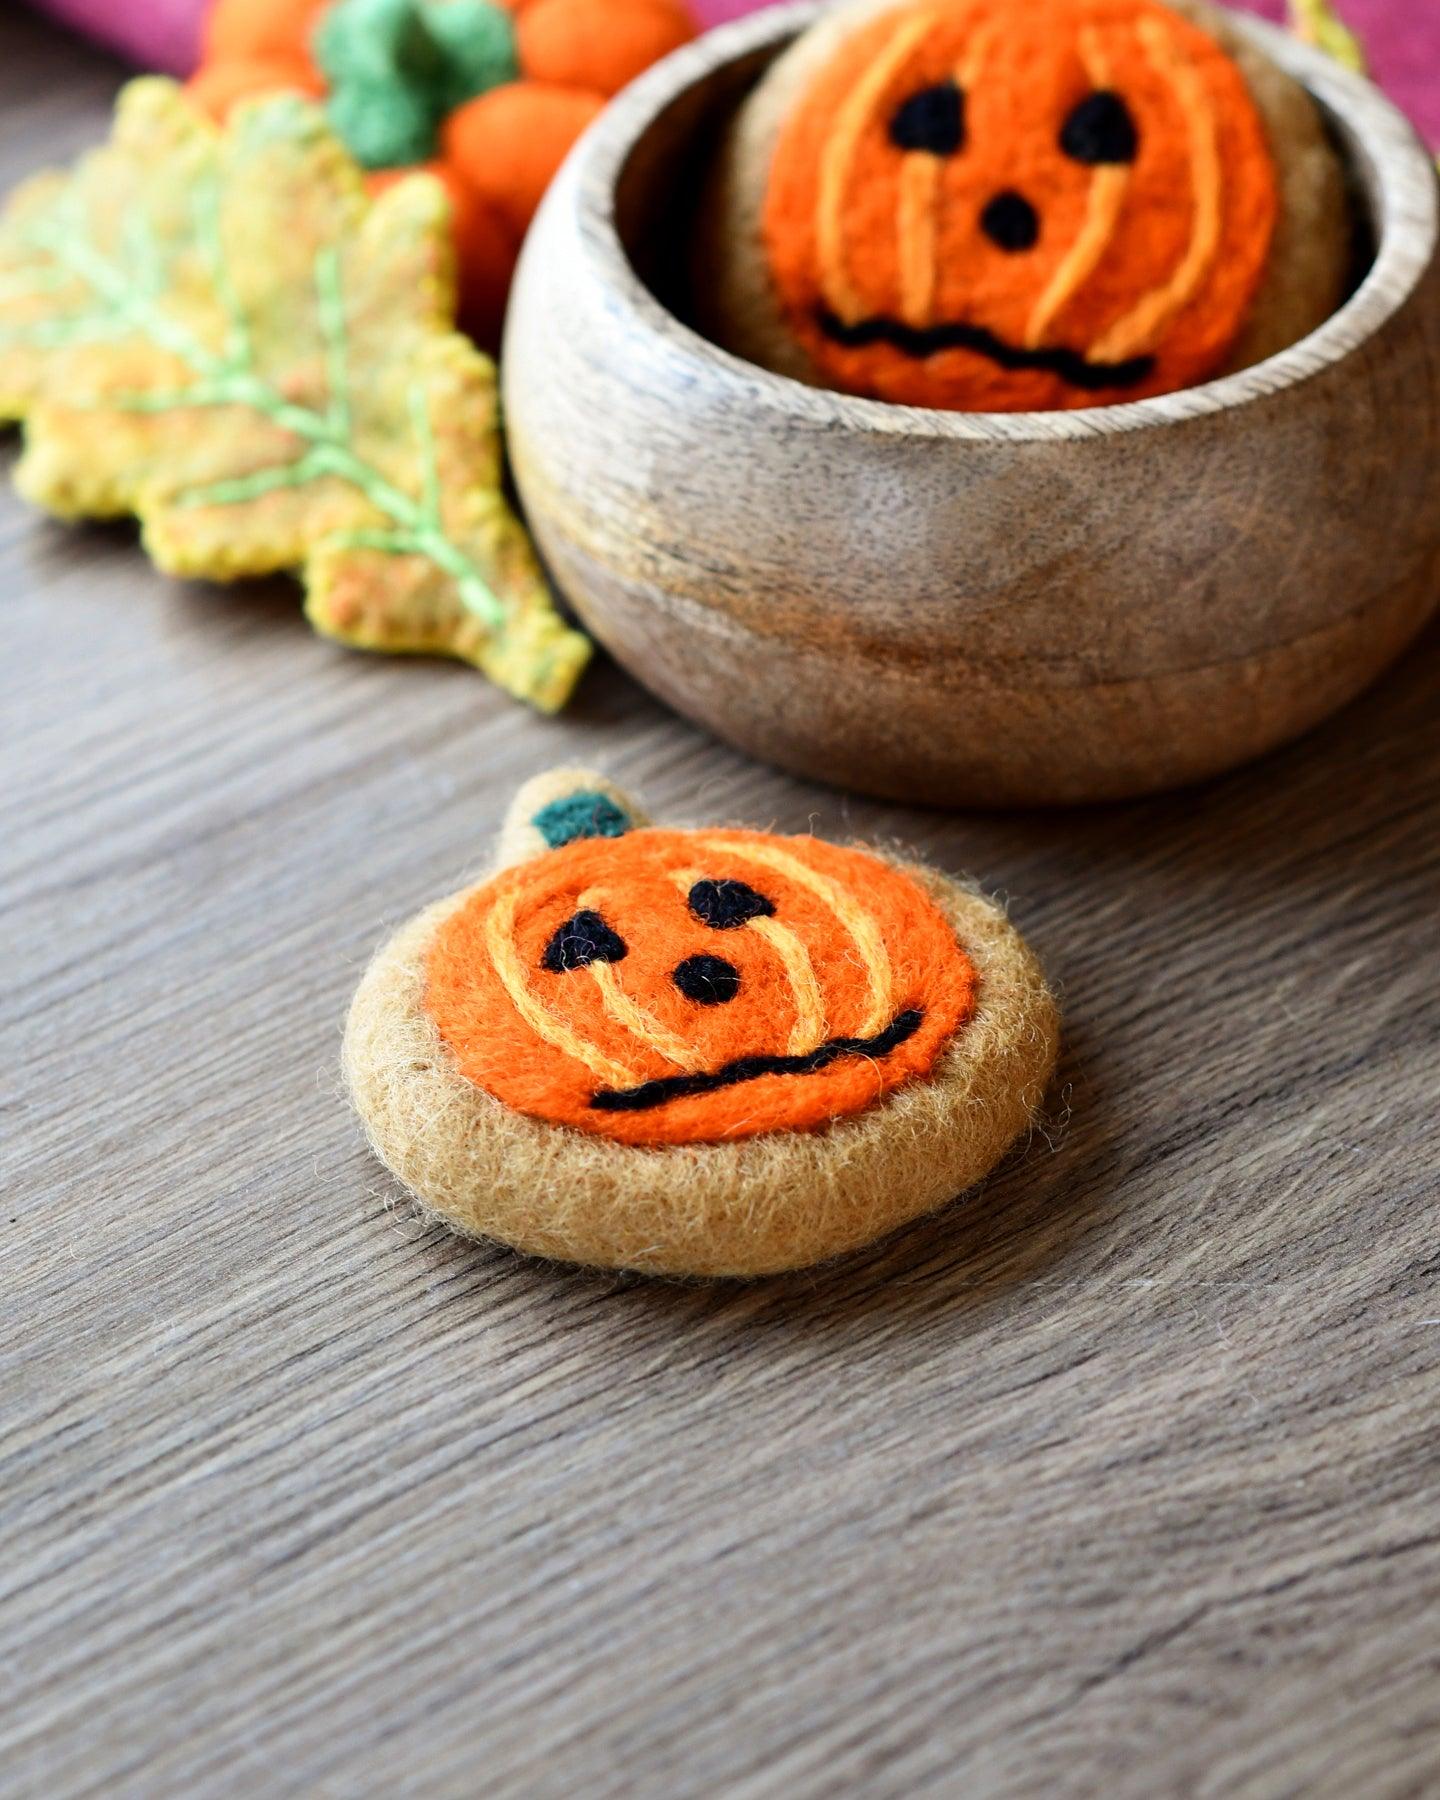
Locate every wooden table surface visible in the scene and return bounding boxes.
[4,12,1439,1797]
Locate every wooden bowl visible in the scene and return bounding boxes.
[503,3,1440,807]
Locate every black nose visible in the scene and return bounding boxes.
[981,190,1040,252]
[673,955,741,1006]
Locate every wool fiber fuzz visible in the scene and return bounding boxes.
[344,770,1060,1277]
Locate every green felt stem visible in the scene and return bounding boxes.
[315,0,520,171]
[193,173,252,372]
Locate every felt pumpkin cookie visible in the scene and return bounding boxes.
[344,769,1060,1277]
[190,0,695,347]
[694,0,1352,410]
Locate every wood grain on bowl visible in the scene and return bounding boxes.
[503,2,1440,807]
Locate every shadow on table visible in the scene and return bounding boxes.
[406,611,1440,1341]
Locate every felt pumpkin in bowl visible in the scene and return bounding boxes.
[189,0,695,347]
[344,768,1059,1275]
[695,0,1354,410]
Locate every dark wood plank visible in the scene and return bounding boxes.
[2,12,1438,1796]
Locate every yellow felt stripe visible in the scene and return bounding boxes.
[1027,29,1131,349]
[897,153,942,328]
[1091,16,1224,364]
[958,26,994,89]
[818,10,940,325]
[670,867,827,1053]
[698,838,894,1038]
[749,915,830,1054]
[484,889,640,1090]
[895,29,993,330]
[575,886,699,1070]
[586,961,699,1072]
[1030,167,1130,349]
[1290,2,1434,176]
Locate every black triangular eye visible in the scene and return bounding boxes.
[687,878,776,931]
[889,81,966,156]
[542,910,627,973]
[1060,91,1139,164]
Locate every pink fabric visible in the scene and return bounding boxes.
[20,0,1440,144]
[24,0,204,75]
[1240,0,1439,141]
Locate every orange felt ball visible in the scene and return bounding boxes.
[188,54,327,120]
[444,82,604,241]
[516,0,694,97]
[443,173,522,350]
[202,0,331,63]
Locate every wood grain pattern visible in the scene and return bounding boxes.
[504,3,1440,805]
[2,11,1440,1797]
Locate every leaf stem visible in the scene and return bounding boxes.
[314,245,351,441]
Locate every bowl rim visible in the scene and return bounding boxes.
[566,0,1440,444]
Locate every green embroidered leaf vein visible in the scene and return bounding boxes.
[0,77,590,711]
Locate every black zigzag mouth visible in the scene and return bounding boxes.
[590,1009,924,1114]
[817,308,1156,392]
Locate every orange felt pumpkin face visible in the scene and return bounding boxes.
[424,828,977,1145]
[762,0,1280,410]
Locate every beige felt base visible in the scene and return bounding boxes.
[493,766,651,870]
[343,855,1060,1279]
[692,0,1353,399]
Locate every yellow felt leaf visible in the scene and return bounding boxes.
[1288,0,1368,75]
[0,79,590,713]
